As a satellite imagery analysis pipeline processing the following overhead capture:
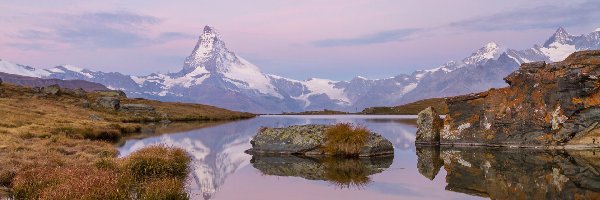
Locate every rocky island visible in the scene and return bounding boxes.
[416,50,600,148]
[245,124,394,157]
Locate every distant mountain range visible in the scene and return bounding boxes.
[1,26,599,113]
[0,72,108,91]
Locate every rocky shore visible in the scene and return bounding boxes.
[245,124,394,157]
[416,50,600,148]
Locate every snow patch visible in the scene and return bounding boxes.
[223,57,283,99]
[540,42,577,62]
[0,60,49,77]
[401,83,418,94]
[293,78,350,107]
[130,76,146,85]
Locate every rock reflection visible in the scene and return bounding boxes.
[416,147,600,199]
[250,155,393,188]
[416,146,444,180]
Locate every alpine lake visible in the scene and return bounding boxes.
[118,115,600,200]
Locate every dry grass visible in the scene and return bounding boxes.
[361,97,448,115]
[323,123,370,156]
[0,83,251,198]
[122,146,190,181]
[10,146,191,200]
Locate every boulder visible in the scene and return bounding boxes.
[81,99,91,108]
[121,104,155,112]
[415,107,443,145]
[95,97,120,111]
[436,50,600,147]
[41,84,60,95]
[245,124,394,157]
[61,88,87,98]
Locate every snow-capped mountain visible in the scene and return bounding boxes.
[1,26,599,113]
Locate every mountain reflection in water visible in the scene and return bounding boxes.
[118,115,417,199]
[118,115,600,200]
[416,146,600,199]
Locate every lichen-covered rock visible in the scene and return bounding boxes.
[416,107,443,145]
[41,84,60,95]
[245,124,394,157]
[438,50,600,148]
[96,97,120,111]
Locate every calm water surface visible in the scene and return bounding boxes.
[118,115,600,200]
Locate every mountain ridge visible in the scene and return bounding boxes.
[1,26,599,113]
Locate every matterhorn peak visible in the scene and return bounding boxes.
[462,42,503,65]
[182,25,237,73]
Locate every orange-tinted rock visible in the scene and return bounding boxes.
[440,50,600,147]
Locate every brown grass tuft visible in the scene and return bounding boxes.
[122,146,191,181]
[323,123,370,156]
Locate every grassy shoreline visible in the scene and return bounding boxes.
[0,83,255,199]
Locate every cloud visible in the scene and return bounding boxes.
[313,28,420,47]
[450,1,600,31]
[10,11,193,50]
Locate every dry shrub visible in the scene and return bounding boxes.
[122,146,191,181]
[138,178,188,200]
[11,166,133,200]
[323,123,370,156]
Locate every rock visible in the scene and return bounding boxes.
[95,97,120,111]
[89,114,103,121]
[245,124,394,157]
[94,90,127,98]
[121,104,155,112]
[61,88,87,98]
[0,77,2,85]
[72,88,87,98]
[437,50,600,147]
[81,99,91,108]
[415,107,443,145]
[41,84,60,95]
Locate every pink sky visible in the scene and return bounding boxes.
[0,0,598,80]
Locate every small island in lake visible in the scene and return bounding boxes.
[246,123,394,157]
